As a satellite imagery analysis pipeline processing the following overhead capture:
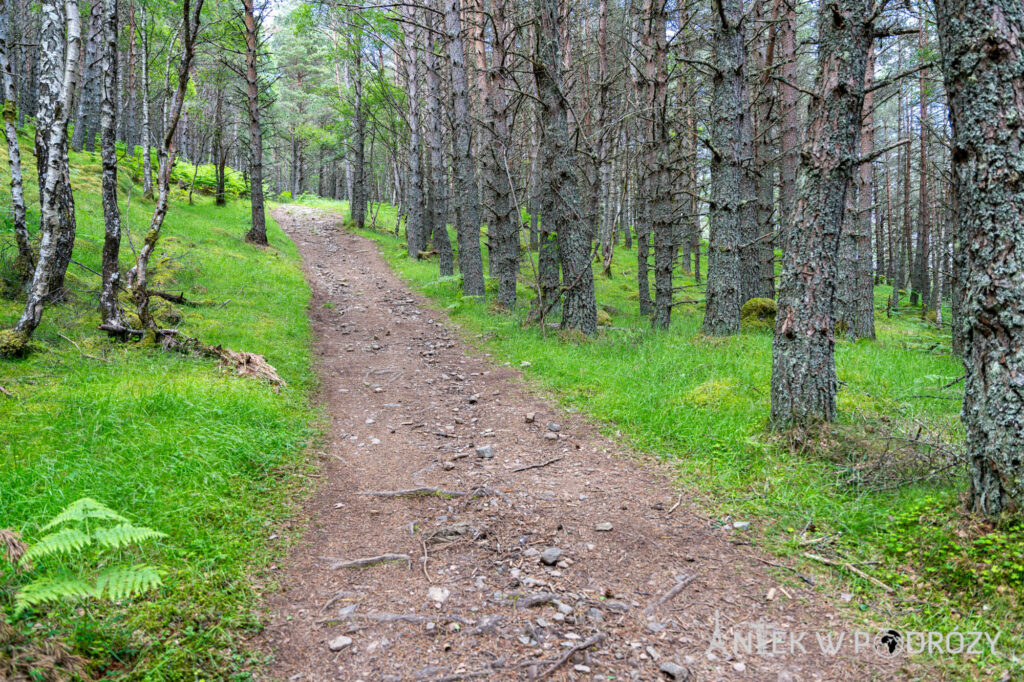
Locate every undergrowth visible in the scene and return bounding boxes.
[302,195,1022,677]
[1,128,317,678]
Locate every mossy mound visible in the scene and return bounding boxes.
[597,309,613,326]
[740,297,777,331]
[556,327,590,345]
[0,329,31,358]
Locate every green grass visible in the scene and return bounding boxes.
[1,131,317,678]
[302,195,1021,677]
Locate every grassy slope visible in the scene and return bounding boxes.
[303,196,1020,676]
[1,135,316,678]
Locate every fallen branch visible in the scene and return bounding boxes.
[802,552,895,593]
[644,574,697,616]
[97,327,285,387]
[0,385,13,398]
[513,456,563,473]
[57,333,106,362]
[329,553,412,570]
[511,592,559,609]
[536,632,606,680]
[361,487,467,499]
[151,290,188,304]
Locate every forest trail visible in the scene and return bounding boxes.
[256,206,907,682]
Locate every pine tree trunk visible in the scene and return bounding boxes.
[477,0,518,309]
[534,0,596,334]
[401,5,425,259]
[853,45,876,339]
[934,0,1024,515]
[770,0,873,426]
[421,9,454,276]
[242,0,266,245]
[703,0,751,335]
[444,0,484,297]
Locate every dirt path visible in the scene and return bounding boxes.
[256,206,909,681]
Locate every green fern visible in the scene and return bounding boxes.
[41,497,128,530]
[5,498,167,615]
[93,524,167,551]
[15,576,97,612]
[22,527,91,561]
[93,565,162,601]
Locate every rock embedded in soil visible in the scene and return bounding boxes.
[540,547,563,565]
[659,661,691,680]
[328,635,353,651]
[544,432,558,441]
[595,521,614,532]
[525,412,536,423]
[427,586,450,603]
[475,445,495,459]
[547,422,561,432]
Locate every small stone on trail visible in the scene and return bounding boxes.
[574,664,591,673]
[428,586,450,603]
[540,547,563,565]
[659,662,690,680]
[733,662,747,673]
[544,432,558,441]
[595,522,613,532]
[468,393,480,404]
[547,423,561,432]
[525,412,536,423]
[476,445,495,459]
[732,521,750,530]
[328,635,353,651]
[442,461,456,470]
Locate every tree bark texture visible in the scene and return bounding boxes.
[770,0,873,426]
[934,0,1024,515]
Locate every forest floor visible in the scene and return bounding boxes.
[257,205,921,681]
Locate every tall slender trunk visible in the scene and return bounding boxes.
[534,0,596,333]
[444,0,484,297]
[401,5,425,258]
[350,44,367,230]
[122,0,203,334]
[140,3,153,199]
[0,0,32,290]
[853,45,876,339]
[70,0,103,152]
[597,0,613,277]
[642,0,673,330]
[213,83,225,206]
[98,0,122,328]
[243,0,266,245]
[935,0,1024,516]
[777,0,799,247]
[770,0,873,426]
[912,26,931,311]
[14,0,81,336]
[703,0,751,334]
[421,9,454,276]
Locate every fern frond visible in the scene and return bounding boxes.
[23,528,91,562]
[41,498,128,530]
[92,524,167,551]
[93,565,163,601]
[15,576,96,613]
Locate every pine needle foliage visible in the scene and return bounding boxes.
[4,498,167,614]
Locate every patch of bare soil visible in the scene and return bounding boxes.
[255,206,915,681]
